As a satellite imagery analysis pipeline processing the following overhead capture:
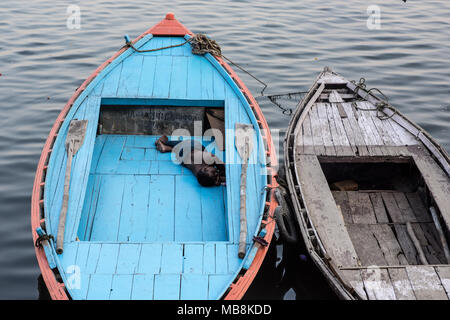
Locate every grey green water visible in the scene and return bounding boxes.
[0,0,448,299]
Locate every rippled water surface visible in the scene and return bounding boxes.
[0,0,448,299]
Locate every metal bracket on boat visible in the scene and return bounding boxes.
[242,229,268,270]
[35,228,54,248]
[35,227,57,269]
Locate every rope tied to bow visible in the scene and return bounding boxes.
[351,77,397,120]
[189,33,222,56]
[125,33,267,95]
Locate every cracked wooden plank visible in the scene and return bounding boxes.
[381,192,419,264]
[347,224,386,266]
[347,192,377,224]
[361,268,396,300]
[388,268,416,300]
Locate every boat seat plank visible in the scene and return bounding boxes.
[116,244,141,274]
[131,274,154,300]
[56,96,102,241]
[160,243,183,274]
[406,266,448,300]
[181,274,209,300]
[394,192,446,264]
[138,243,162,274]
[296,154,359,268]
[154,274,181,300]
[184,244,204,274]
[87,274,113,300]
[110,274,133,300]
[95,243,120,274]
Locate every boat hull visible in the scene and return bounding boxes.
[284,67,450,300]
[32,13,278,300]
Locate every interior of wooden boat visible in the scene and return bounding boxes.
[76,100,229,243]
[290,69,450,299]
[319,157,448,266]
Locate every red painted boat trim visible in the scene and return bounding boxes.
[31,13,278,300]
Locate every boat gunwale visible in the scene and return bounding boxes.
[31,14,278,300]
[284,67,450,300]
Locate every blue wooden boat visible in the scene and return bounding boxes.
[32,13,278,300]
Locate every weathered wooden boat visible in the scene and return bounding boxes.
[285,67,450,300]
[31,13,278,300]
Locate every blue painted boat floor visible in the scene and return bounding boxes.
[77,134,228,242]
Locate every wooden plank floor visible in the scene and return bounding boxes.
[78,134,228,242]
[296,99,419,157]
[333,190,449,300]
